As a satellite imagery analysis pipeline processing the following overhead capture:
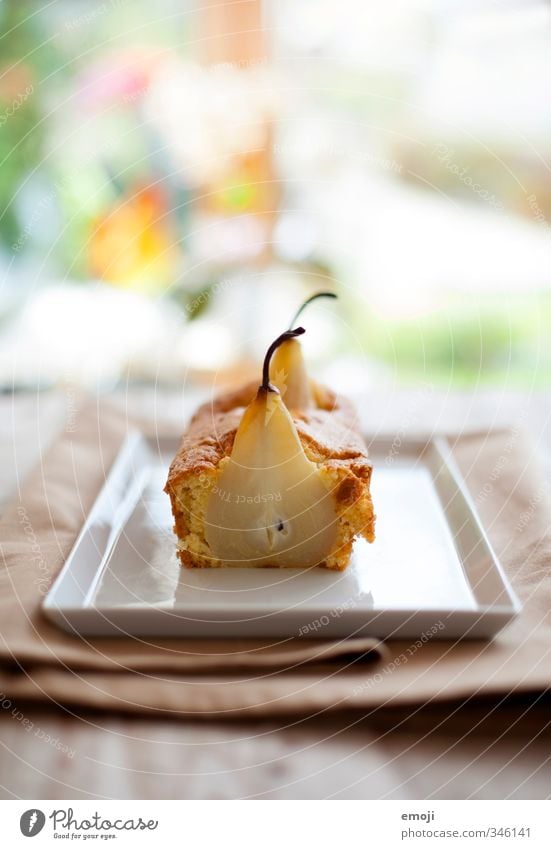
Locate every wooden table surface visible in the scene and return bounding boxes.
[2,389,551,800]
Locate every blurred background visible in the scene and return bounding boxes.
[1,0,550,396]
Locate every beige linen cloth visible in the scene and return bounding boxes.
[0,399,550,717]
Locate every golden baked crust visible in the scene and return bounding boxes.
[165,381,375,570]
[166,381,367,485]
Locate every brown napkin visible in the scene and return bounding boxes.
[0,401,383,693]
[0,399,550,717]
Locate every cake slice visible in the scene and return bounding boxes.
[165,329,375,571]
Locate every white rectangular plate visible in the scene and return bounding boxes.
[43,432,520,639]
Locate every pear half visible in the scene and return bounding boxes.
[204,385,337,567]
[269,337,312,409]
[165,320,375,572]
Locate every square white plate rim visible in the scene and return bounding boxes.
[42,430,520,639]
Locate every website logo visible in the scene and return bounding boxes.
[20,809,46,837]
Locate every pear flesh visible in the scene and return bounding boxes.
[269,338,312,409]
[204,388,337,567]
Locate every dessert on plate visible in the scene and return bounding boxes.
[165,303,375,570]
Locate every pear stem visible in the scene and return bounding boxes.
[288,291,337,330]
[261,327,306,392]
